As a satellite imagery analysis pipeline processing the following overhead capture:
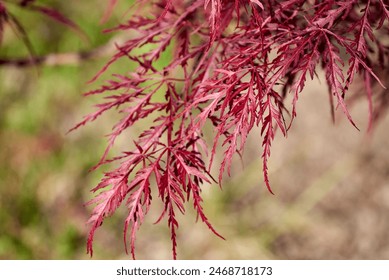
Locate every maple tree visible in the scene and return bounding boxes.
[1,0,388,259]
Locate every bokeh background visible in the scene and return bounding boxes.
[1,0,389,259]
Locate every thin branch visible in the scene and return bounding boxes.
[0,35,127,67]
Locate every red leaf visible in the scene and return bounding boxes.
[100,0,118,24]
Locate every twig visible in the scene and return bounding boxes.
[0,36,127,67]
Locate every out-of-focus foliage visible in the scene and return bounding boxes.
[0,0,133,259]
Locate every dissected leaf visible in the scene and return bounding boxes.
[68,0,389,259]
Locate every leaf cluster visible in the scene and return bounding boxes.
[73,0,388,258]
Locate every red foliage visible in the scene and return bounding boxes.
[74,0,388,258]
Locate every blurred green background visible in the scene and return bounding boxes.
[1,0,389,260]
